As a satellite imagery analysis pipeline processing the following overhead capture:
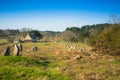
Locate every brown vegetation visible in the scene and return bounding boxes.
[0,40,120,80]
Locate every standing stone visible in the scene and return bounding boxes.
[32,46,38,51]
[79,47,85,52]
[18,43,22,52]
[14,44,19,56]
[2,46,10,56]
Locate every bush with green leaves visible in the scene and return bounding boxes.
[89,24,120,55]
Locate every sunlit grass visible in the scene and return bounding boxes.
[0,39,8,45]
[0,56,68,80]
[0,40,120,80]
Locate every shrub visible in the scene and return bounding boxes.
[89,24,120,55]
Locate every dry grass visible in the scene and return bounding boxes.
[0,41,120,80]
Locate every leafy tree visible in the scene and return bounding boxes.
[65,23,111,42]
[89,24,120,55]
[60,30,77,41]
[30,30,43,39]
[20,28,32,32]
[66,27,81,34]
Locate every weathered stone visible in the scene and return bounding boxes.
[18,43,22,52]
[2,46,10,56]
[26,50,31,53]
[14,44,19,56]
[68,48,71,52]
[79,47,85,52]
[32,46,38,51]
[73,55,83,60]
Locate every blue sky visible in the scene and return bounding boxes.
[0,0,120,31]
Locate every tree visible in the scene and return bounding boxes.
[20,28,32,32]
[89,24,120,55]
[66,27,81,34]
[30,30,43,39]
[60,30,77,41]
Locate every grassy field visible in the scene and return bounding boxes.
[0,40,120,80]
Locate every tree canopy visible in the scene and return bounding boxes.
[29,30,43,39]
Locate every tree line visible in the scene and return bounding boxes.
[66,23,120,55]
[1,22,120,55]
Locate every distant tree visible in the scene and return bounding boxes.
[66,27,81,34]
[30,30,43,39]
[65,24,111,42]
[0,29,19,39]
[60,30,77,41]
[20,28,32,32]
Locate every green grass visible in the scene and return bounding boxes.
[0,56,68,80]
[0,39,8,45]
[0,41,120,80]
[0,66,68,80]
[0,56,48,67]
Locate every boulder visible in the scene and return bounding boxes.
[72,55,83,60]
[14,44,19,56]
[32,46,38,51]
[18,43,22,52]
[79,47,85,52]
[2,46,10,56]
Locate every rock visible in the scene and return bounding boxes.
[79,47,85,52]
[72,46,76,49]
[2,46,10,56]
[14,44,19,56]
[17,43,22,52]
[32,46,38,51]
[72,55,83,60]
